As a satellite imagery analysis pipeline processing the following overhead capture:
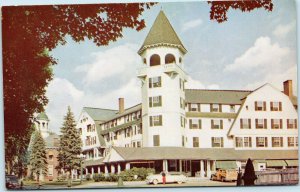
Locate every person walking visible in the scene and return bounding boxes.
[162,171,166,185]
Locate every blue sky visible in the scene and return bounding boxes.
[44,0,298,133]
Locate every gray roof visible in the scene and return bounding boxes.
[112,147,298,162]
[104,104,142,122]
[84,158,104,167]
[36,112,49,121]
[185,89,252,104]
[44,132,59,148]
[138,11,187,55]
[83,107,118,121]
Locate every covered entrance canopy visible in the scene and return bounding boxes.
[285,160,298,167]
[216,161,237,169]
[266,160,287,167]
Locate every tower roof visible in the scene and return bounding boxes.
[138,11,187,55]
[36,112,49,121]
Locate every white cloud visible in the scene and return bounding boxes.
[224,37,290,72]
[182,18,202,32]
[273,21,296,38]
[75,44,140,84]
[185,76,220,90]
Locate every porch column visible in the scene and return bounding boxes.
[85,168,88,175]
[200,160,205,177]
[98,166,101,174]
[111,164,115,174]
[163,160,168,172]
[117,164,121,174]
[91,167,94,177]
[125,163,130,170]
[179,160,183,173]
[104,165,108,176]
[212,160,216,172]
[207,161,211,178]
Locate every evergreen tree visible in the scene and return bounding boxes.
[57,106,82,178]
[29,130,47,182]
[242,158,257,186]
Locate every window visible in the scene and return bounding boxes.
[211,120,223,129]
[235,137,252,148]
[49,155,54,161]
[272,137,283,147]
[149,76,162,88]
[189,103,200,112]
[210,104,222,112]
[137,141,141,148]
[150,54,160,66]
[230,105,235,113]
[150,115,163,126]
[255,119,267,129]
[270,101,282,111]
[138,124,143,134]
[153,135,160,146]
[180,98,185,109]
[149,96,162,107]
[244,137,252,147]
[193,137,199,148]
[87,124,91,132]
[235,137,243,148]
[48,165,53,176]
[287,119,297,129]
[165,54,176,64]
[189,119,201,129]
[255,101,266,111]
[288,137,298,147]
[240,119,251,129]
[271,119,282,129]
[179,78,184,91]
[211,137,224,147]
[256,137,268,147]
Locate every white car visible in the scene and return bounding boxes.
[145,173,187,185]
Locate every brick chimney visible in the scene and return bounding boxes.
[283,80,293,97]
[119,98,124,114]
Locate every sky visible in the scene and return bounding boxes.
[46,0,298,134]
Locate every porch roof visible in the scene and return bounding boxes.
[110,147,298,162]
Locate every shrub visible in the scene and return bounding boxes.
[119,167,155,181]
[86,173,92,181]
[57,174,67,182]
[93,173,106,182]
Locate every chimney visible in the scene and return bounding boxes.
[119,98,124,114]
[283,80,293,97]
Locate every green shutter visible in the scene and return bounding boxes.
[149,78,152,88]
[220,120,223,129]
[159,115,162,126]
[150,116,153,127]
[219,104,222,112]
[264,119,267,129]
[280,119,282,129]
[189,119,192,129]
[263,101,266,111]
[197,104,201,112]
[221,137,224,147]
[211,119,214,129]
[159,96,162,106]
[279,102,282,111]
[149,97,152,107]
[198,119,202,129]
[248,119,251,128]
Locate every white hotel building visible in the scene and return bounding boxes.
[76,11,298,178]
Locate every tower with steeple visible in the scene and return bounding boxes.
[34,112,50,138]
[137,11,188,147]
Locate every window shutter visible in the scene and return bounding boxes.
[159,96,162,106]
[220,120,223,129]
[265,137,268,147]
[255,101,258,111]
[210,104,213,112]
[280,137,283,147]
[149,97,152,107]
[211,120,214,129]
[221,137,224,147]
[263,102,266,111]
[270,102,273,111]
[198,119,202,129]
[189,119,192,129]
[188,103,191,111]
[271,119,274,128]
[256,137,258,147]
[279,102,282,111]
[249,137,252,147]
[280,119,282,129]
[248,119,251,129]
[211,137,214,147]
[197,104,201,112]
[159,115,162,125]
[295,119,297,129]
[149,78,152,88]
[159,77,162,87]
[150,116,153,127]
[264,119,267,129]
[240,119,243,129]
[219,104,222,112]
[255,119,258,128]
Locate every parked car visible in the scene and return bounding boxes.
[210,169,238,182]
[146,172,187,185]
[6,175,21,189]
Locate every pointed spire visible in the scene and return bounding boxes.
[138,11,187,55]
